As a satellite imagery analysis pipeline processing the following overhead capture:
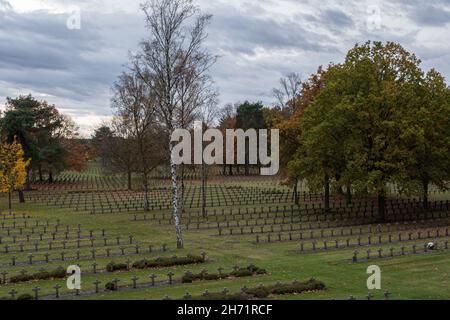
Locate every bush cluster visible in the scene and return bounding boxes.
[16,294,34,300]
[181,265,266,283]
[133,255,205,269]
[187,278,326,300]
[105,281,118,291]
[193,292,254,300]
[9,267,66,284]
[106,255,205,273]
[245,278,325,298]
[0,293,47,300]
[106,262,128,272]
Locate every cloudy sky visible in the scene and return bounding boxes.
[0,0,450,136]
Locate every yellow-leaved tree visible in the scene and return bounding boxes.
[0,139,30,213]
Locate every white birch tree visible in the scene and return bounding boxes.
[136,0,216,248]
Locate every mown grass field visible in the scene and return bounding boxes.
[1,170,450,300]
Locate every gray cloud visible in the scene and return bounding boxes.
[0,1,146,122]
[0,12,99,71]
[409,5,450,26]
[0,0,450,135]
[320,9,354,28]
[206,4,338,55]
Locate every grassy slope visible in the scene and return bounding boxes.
[1,198,450,300]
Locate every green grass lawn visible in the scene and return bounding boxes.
[1,194,450,300]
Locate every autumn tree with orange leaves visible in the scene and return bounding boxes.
[271,67,327,205]
[60,139,90,172]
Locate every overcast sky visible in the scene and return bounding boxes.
[1,0,450,136]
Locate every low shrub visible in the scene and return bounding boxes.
[181,265,266,283]
[131,259,149,269]
[106,262,128,272]
[268,284,300,295]
[257,278,325,296]
[230,265,266,277]
[9,274,34,283]
[130,255,205,271]
[9,267,67,284]
[33,271,51,280]
[230,269,253,277]
[243,286,271,298]
[49,267,66,279]
[16,294,34,300]
[246,264,266,274]
[185,279,326,300]
[105,281,118,291]
[195,292,253,300]
[203,274,220,281]
[181,273,195,283]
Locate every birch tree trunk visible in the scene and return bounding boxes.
[179,163,185,215]
[137,0,215,250]
[170,141,184,249]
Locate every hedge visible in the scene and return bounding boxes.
[106,255,205,272]
[9,267,66,284]
[182,264,266,283]
[187,278,326,300]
